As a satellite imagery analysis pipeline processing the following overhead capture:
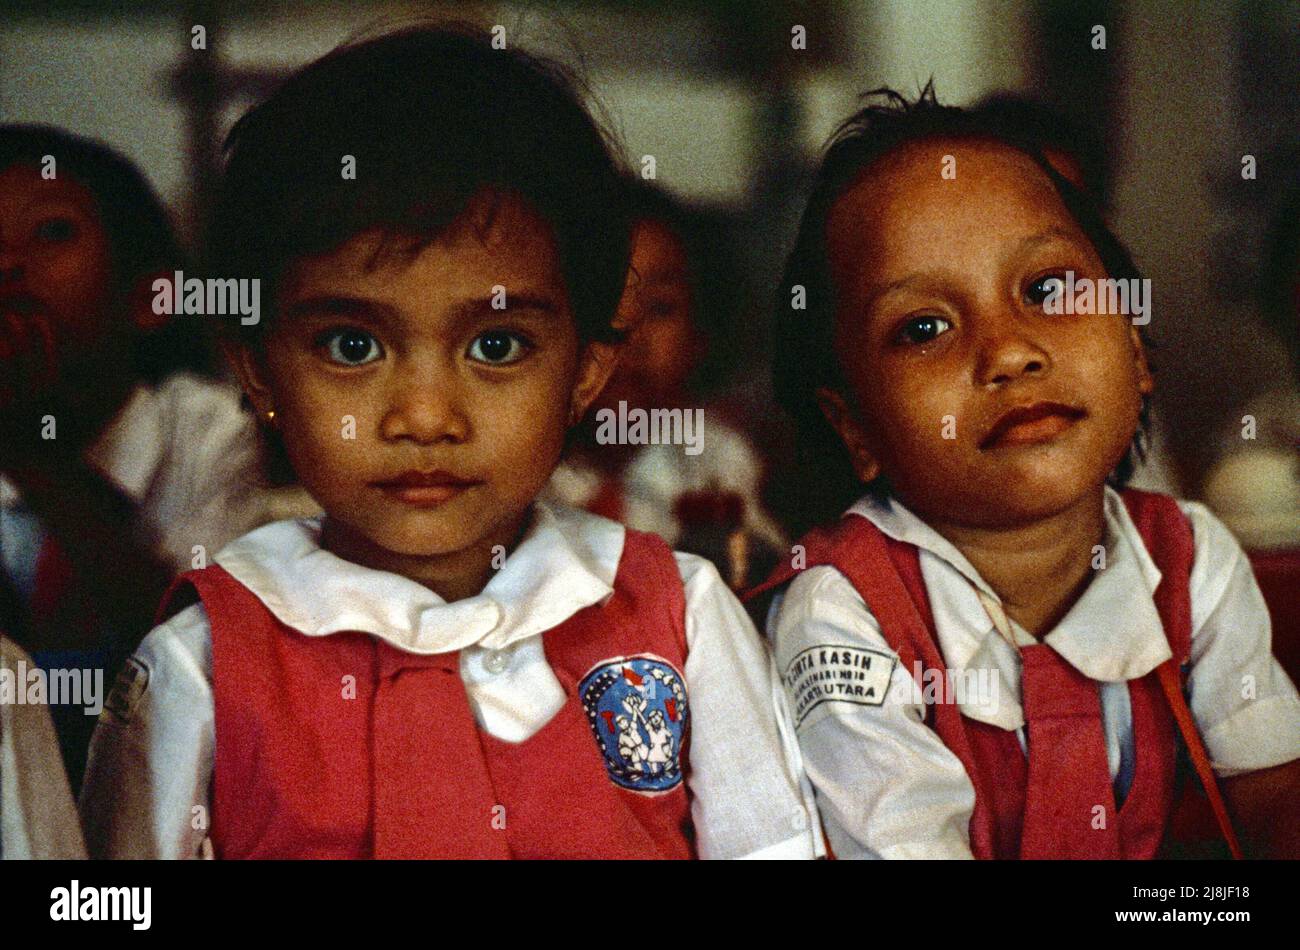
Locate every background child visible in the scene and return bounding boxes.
[0,126,265,793]
[546,180,786,589]
[80,26,819,861]
[757,87,1300,859]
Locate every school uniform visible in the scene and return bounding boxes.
[761,487,1300,859]
[0,372,266,794]
[546,415,787,587]
[0,635,86,859]
[80,502,822,860]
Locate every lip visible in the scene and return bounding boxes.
[979,401,1086,449]
[370,470,481,507]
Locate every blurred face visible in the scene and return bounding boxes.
[821,138,1152,529]
[0,163,118,399]
[596,217,702,410]
[236,194,615,582]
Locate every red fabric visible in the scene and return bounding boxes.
[1247,548,1300,688]
[28,533,95,645]
[161,528,694,859]
[746,489,1203,859]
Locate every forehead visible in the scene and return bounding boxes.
[629,218,687,278]
[0,162,101,214]
[282,191,567,301]
[825,138,1076,275]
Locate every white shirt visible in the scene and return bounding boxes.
[768,487,1300,860]
[0,636,86,859]
[0,372,266,583]
[80,502,822,860]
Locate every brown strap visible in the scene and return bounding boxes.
[1154,660,1243,859]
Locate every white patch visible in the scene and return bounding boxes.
[783,645,894,727]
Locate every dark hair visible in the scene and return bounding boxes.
[971,93,1107,202]
[1261,185,1300,376]
[208,23,632,348]
[774,84,1150,529]
[0,124,199,381]
[624,179,743,395]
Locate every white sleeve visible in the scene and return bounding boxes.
[1181,502,1300,776]
[0,637,87,860]
[676,552,822,859]
[768,565,977,859]
[79,604,215,859]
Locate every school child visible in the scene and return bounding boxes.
[80,26,820,860]
[546,181,787,589]
[0,126,266,794]
[0,633,85,859]
[754,87,1300,859]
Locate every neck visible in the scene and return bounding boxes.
[922,486,1107,638]
[320,508,532,603]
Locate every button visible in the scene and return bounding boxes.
[484,648,510,675]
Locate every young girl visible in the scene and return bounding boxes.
[755,87,1300,859]
[79,26,819,861]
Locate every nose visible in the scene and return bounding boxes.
[378,360,470,445]
[973,312,1052,387]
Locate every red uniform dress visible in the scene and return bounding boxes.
[750,489,1234,859]
[160,528,695,859]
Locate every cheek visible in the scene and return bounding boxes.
[36,239,114,327]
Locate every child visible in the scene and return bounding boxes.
[0,633,85,858]
[0,126,265,794]
[754,87,1300,859]
[546,181,787,589]
[80,26,820,860]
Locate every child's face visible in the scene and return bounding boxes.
[595,217,702,411]
[235,194,617,568]
[0,164,116,388]
[821,138,1152,528]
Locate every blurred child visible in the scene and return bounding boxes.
[0,633,85,858]
[547,181,786,589]
[0,126,264,793]
[753,87,1300,859]
[81,26,819,860]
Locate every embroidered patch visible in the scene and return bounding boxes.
[579,655,688,793]
[102,656,150,725]
[783,645,895,727]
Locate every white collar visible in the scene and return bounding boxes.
[846,487,1173,730]
[1,384,160,511]
[212,501,625,656]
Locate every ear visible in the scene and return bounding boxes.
[126,270,176,333]
[221,337,276,419]
[815,386,882,484]
[568,337,624,425]
[1128,325,1155,397]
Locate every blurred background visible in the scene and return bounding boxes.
[1,0,1296,509]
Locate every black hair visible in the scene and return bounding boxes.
[774,84,1151,530]
[1260,185,1300,378]
[972,93,1108,201]
[0,124,201,381]
[208,23,632,348]
[624,179,743,395]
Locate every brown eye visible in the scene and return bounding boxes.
[1026,274,1066,307]
[895,315,951,345]
[35,218,77,243]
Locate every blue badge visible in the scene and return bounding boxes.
[579,655,689,793]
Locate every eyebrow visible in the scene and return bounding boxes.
[862,226,1091,311]
[280,290,563,325]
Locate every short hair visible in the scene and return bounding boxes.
[0,124,198,381]
[774,84,1150,527]
[972,92,1107,201]
[208,24,632,347]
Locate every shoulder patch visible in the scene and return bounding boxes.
[102,656,150,725]
[783,644,895,727]
[579,654,688,794]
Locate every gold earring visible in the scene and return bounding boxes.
[263,409,276,425]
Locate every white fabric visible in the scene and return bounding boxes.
[80,502,822,861]
[0,636,86,859]
[768,487,1300,860]
[0,372,266,577]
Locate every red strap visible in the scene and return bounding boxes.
[1154,660,1244,860]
